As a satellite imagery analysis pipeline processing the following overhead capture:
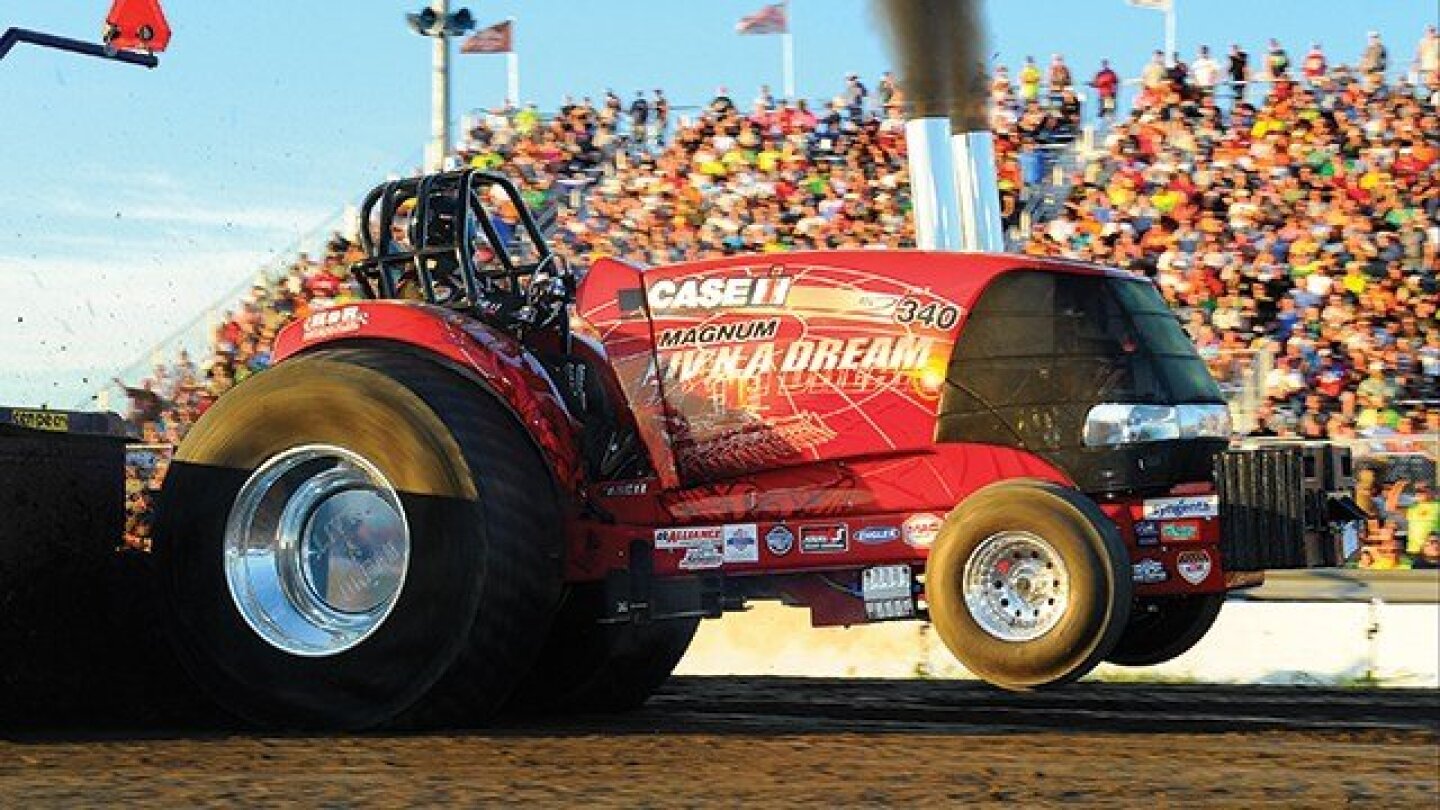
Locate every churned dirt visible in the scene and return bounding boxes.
[2,678,1436,808]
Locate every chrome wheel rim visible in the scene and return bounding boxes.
[962,531,1070,642]
[224,444,410,657]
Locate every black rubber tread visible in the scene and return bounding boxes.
[1106,593,1226,667]
[925,480,1132,690]
[509,583,699,714]
[154,346,563,730]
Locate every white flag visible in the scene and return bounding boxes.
[1126,0,1172,9]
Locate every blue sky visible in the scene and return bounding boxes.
[0,0,1433,408]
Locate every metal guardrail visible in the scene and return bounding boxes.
[1234,569,1439,604]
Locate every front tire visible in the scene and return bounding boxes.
[154,346,563,729]
[925,480,1131,690]
[1106,594,1225,667]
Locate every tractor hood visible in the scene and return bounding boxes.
[575,251,1223,493]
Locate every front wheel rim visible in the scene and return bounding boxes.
[962,530,1070,642]
[224,444,411,657]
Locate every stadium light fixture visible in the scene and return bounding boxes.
[406,5,475,38]
[406,3,476,171]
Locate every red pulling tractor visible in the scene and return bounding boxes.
[153,170,1355,729]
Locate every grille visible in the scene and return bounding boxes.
[1214,442,1352,571]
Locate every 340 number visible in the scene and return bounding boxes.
[894,298,960,329]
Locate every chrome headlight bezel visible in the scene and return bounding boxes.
[1083,403,1232,447]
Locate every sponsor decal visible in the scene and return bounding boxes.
[654,526,724,550]
[1176,550,1213,585]
[600,480,648,497]
[722,523,760,564]
[659,335,935,385]
[1160,521,1201,543]
[766,525,795,556]
[902,513,943,548]
[855,525,901,546]
[10,409,69,432]
[800,524,849,554]
[1132,558,1169,584]
[678,542,724,571]
[656,318,780,350]
[1133,520,1161,547]
[1142,495,1219,521]
[302,305,369,340]
[647,274,792,312]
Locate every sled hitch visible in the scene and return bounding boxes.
[1216,441,1364,570]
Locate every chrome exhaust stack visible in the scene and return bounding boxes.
[905,117,964,251]
[950,129,1006,252]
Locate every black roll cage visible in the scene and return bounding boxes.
[350,169,572,343]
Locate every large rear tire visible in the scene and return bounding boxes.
[154,346,563,729]
[925,480,1131,690]
[511,583,699,713]
[1106,593,1225,667]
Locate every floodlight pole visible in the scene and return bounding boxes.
[429,0,451,172]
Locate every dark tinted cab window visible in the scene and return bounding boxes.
[950,270,1221,413]
[938,268,1225,493]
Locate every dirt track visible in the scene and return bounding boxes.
[3,678,1437,808]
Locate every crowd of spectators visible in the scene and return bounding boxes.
[119,29,1438,561]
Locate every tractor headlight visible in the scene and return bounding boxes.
[1083,403,1231,447]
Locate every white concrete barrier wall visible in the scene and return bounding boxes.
[676,600,1440,687]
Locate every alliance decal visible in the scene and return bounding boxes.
[654,526,724,550]
[800,524,849,554]
[766,525,795,556]
[656,318,779,349]
[647,275,792,312]
[1142,495,1219,521]
[855,525,901,545]
[1176,550,1213,585]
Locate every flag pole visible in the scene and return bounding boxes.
[506,17,519,107]
[1164,1,1177,66]
[781,1,795,99]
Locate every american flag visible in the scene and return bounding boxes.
[460,20,513,54]
[736,3,788,36]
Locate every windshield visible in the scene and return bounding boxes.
[949,269,1222,411]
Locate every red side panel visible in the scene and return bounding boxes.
[272,301,582,488]
[574,257,681,487]
[640,256,967,485]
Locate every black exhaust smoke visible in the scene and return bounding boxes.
[874,0,1004,251]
